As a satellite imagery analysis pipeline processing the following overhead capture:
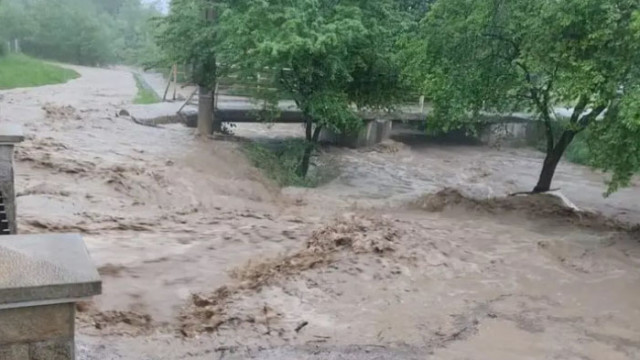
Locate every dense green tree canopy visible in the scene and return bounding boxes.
[212,0,405,174]
[219,0,408,115]
[0,0,160,65]
[406,0,640,193]
[153,0,217,85]
[216,0,410,175]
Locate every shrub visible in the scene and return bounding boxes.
[242,139,338,187]
[535,120,591,166]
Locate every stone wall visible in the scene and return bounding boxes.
[0,303,75,360]
[478,121,543,147]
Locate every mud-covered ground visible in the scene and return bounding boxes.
[1,65,640,360]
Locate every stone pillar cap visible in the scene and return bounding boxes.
[0,234,101,309]
[0,123,25,144]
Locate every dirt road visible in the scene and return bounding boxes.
[1,65,640,359]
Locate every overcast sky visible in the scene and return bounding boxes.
[143,0,169,14]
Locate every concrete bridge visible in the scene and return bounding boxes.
[130,72,547,147]
[124,96,541,148]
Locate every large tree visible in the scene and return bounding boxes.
[406,0,640,194]
[154,0,220,135]
[217,0,409,176]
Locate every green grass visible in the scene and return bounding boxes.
[242,139,339,187]
[133,74,161,104]
[0,54,79,89]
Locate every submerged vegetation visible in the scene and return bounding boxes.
[242,139,338,188]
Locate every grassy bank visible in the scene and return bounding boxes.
[0,54,79,89]
[242,139,338,187]
[133,74,161,104]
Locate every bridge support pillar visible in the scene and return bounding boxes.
[320,119,392,148]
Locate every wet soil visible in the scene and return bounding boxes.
[1,65,640,359]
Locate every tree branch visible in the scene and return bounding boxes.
[546,65,558,93]
[541,109,555,154]
[482,32,520,58]
[569,95,589,124]
[305,116,313,141]
[516,61,555,152]
[312,124,323,143]
[577,104,607,130]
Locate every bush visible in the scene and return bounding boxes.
[563,131,591,165]
[535,120,591,166]
[242,139,339,187]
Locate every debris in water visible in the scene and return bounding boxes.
[412,188,637,231]
[179,215,401,338]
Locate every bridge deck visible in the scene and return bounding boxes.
[124,96,537,126]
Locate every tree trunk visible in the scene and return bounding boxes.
[197,4,217,135]
[533,130,575,193]
[197,86,213,136]
[211,81,221,133]
[297,119,322,177]
[298,144,313,178]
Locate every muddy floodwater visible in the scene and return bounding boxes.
[1,64,639,359]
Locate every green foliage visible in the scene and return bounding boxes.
[0,54,79,89]
[133,74,161,104]
[23,0,114,65]
[215,0,412,176]
[562,132,591,166]
[0,0,160,66]
[0,0,35,42]
[242,140,338,187]
[153,0,217,84]
[586,85,640,194]
[406,0,640,193]
[219,0,410,128]
[0,41,7,58]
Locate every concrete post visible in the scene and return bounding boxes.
[0,124,24,235]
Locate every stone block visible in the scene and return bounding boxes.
[0,124,25,144]
[0,234,102,306]
[0,343,29,360]
[30,339,74,360]
[0,303,74,345]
